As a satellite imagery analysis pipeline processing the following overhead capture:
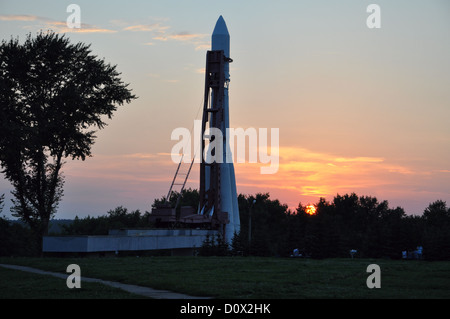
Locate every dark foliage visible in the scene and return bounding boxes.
[234,193,450,260]
[61,206,151,235]
[236,193,289,256]
[199,233,229,256]
[0,32,136,245]
[0,217,40,256]
[421,200,450,260]
[2,188,449,260]
[152,188,199,210]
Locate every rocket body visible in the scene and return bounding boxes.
[209,16,240,242]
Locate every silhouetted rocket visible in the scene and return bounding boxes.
[210,16,240,242]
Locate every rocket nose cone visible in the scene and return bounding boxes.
[213,15,229,36]
[212,15,230,61]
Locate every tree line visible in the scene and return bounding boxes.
[155,189,450,260]
[234,193,449,260]
[1,189,449,260]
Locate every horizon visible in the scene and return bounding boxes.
[1,0,449,219]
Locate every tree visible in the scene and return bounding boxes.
[0,32,136,244]
[152,188,200,209]
[230,231,245,256]
[423,200,449,222]
[422,200,450,260]
[199,233,230,256]
[237,193,289,256]
[62,206,151,236]
[0,194,4,213]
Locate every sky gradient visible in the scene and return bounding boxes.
[1,0,449,218]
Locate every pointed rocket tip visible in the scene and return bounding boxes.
[213,15,229,36]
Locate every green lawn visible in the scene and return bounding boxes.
[0,257,449,299]
[0,266,146,299]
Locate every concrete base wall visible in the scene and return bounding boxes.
[43,229,218,253]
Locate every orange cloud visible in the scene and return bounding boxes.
[123,24,169,32]
[153,32,207,42]
[232,146,423,210]
[0,14,116,33]
[0,14,38,21]
[334,156,384,163]
[169,32,207,41]
[153,31,209,51]
[195,43,211,51]
[44,21,117,33]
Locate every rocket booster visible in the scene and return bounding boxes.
[207,16,240,242]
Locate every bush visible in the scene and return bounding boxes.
[0,217,40,256]
[199,233,230,256]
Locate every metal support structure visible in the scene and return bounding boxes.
[166,153,195,209]
[199,50,226,222]
[149,17,238,241]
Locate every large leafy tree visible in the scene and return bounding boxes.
[0,31,136,241]
[422,200,450,260]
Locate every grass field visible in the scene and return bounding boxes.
[0,266,144,299]
[0,257,449,299]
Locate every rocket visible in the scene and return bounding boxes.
[200,16,240,244]
[213,16,240,243]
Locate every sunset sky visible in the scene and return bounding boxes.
[1,0,449,219]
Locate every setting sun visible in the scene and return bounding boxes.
[305,205,317,216]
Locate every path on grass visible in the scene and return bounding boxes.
[0,263,211,299]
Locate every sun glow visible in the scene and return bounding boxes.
[305,205,317,216]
